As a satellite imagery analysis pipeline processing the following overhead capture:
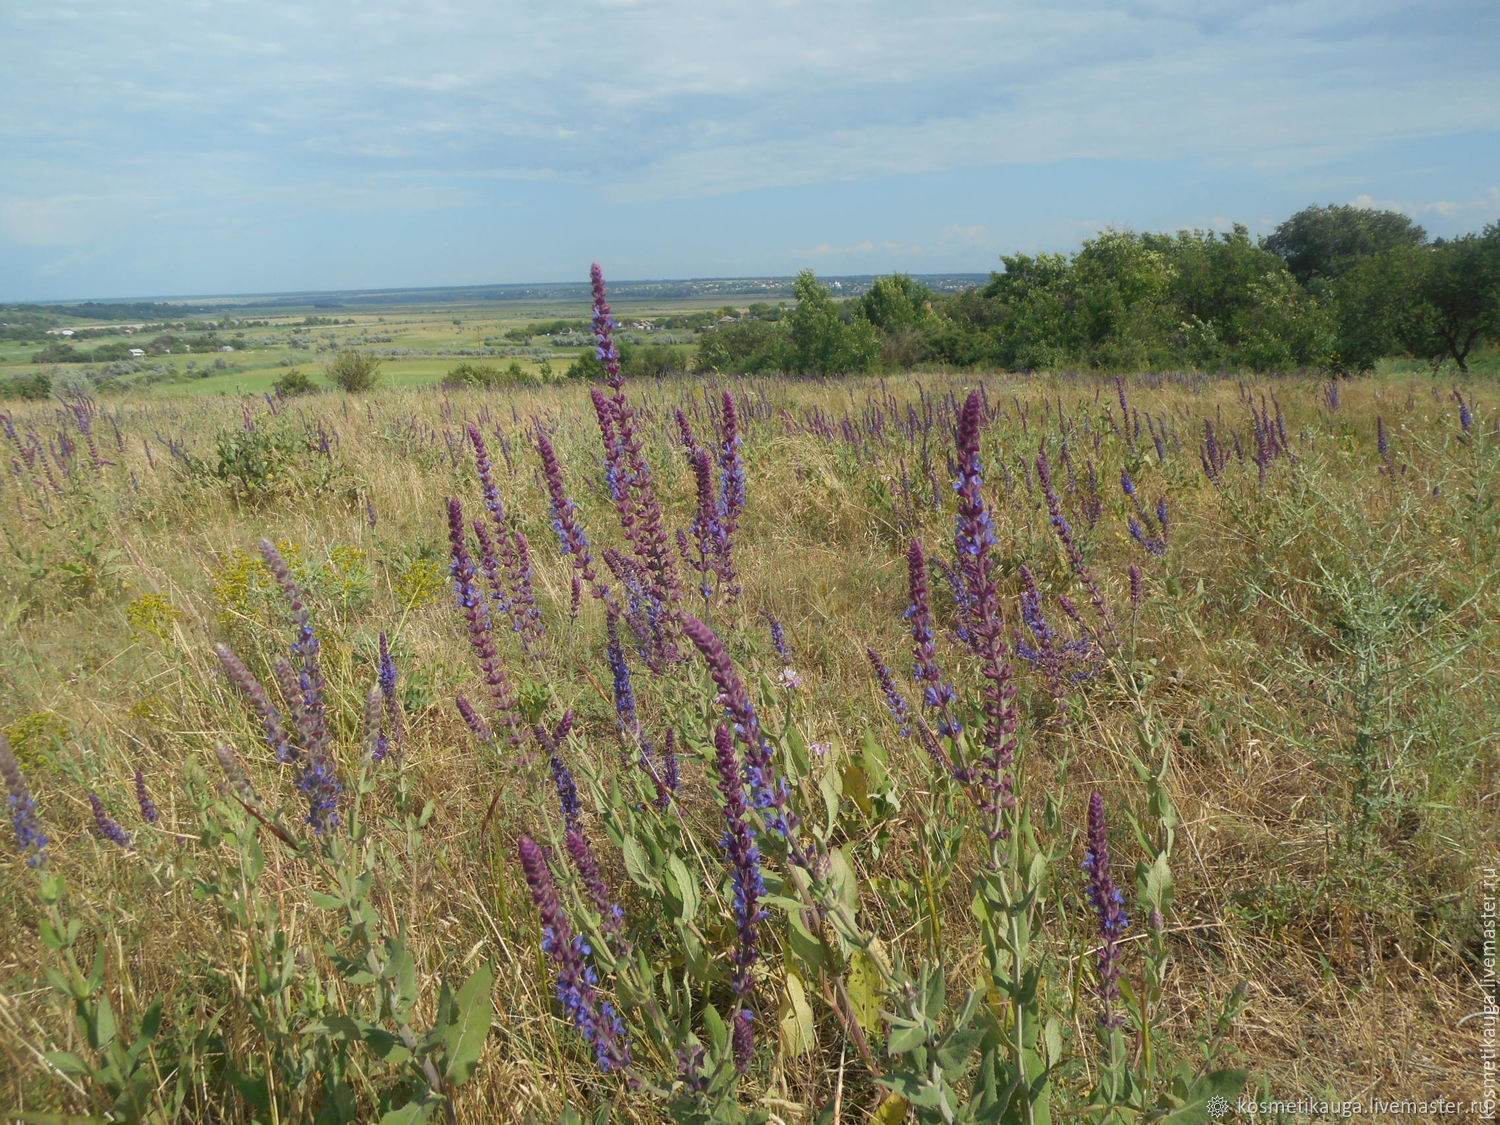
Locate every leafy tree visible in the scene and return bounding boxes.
[325,350,382,393]
[1403,225,1500,372]
[786,270,877,375]
[1264,204,1427,285]
[859,274,937,369]
[1068,229,1170,370]
[696,319,789,374]
[1324,246,1429,372]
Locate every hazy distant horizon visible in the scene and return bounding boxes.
[5,271,1001,309]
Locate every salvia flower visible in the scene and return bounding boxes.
[1,734,47,867]
[713,723,766,1071]
[565,827,626,939]
[517,834,634,1076]
[88,791,132,849]
[215,644,296,763]
[1083,792,1129,1029]
[682,613,805,863]
[447,498,522,744]
[955,392,1019,839]
[213,743,259,806]
[762,610,792,665]
[905,538,959,736]
[134,768,159,824]
[866,647,913,738]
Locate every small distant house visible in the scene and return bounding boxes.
[128,348,146,358]
[46,328,75,336]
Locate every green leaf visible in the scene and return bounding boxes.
[620,835,655,889]
[1156,1069,1248,1124]
[307,890,345,910]
[826,847,859,918]
[89,995,117,1051]
[776,969,816,1057]
[42,1051,92,1077]
[846,947,885,1042]
[818,768,842,838]
[442,963,494,1085]
[666,856,700,922]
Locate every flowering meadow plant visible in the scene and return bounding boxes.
[0,268,1492,1122]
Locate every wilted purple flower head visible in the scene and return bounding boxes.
[134,768,159,824]
[88,792,132,849]
[1083,792,1129,1029]
[1,734,47,867]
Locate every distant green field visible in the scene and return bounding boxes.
[0,289,737,398]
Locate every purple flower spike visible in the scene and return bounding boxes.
[1083,793,1129,1029]
[712,723,766,1072]
[682,613,805,864]
[134,768,159,824]
[906,539,960,736]
[565,827,626,939]
[88,791,132,849]
[536,427,611,609]
[215,644,297,763]
[954,392,1019,839]
[716,391,745,602]
[1,734,48,867]
[447,497,522,744]
[866,648,913,738]
[761,610,792,665]
[517,833,634,1076]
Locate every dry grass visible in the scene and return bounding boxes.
[0,367,1495,1121]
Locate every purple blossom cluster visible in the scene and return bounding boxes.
[517,835,634,1077]
[1083,793,1129,1029]
[1120,469,1169,557]
[955,392,1019,838]
[713,723,766,1070]
[447,498,523,745]
[1,734,47,867]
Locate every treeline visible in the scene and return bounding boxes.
[699,205,1500,375]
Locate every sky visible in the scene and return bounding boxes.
[1,0,1497,302]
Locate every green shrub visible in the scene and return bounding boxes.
[271,369,318,397]
[325,350,381,393]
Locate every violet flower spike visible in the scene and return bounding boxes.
[866,647,914,739]
[88,791,132,849]
[1,734,47,867]
[681,613,806,863]
[1083,792,1129,1029]
[565,827,626,939]
[447,497,523,743]
[517,834,634,1077]
[215,644,296,763]
[954,392,1019,840]
[713,723,766,1071]
[134,768,159,824]
[906,538,960,736]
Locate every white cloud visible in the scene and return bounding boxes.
[1348,187,1500,222]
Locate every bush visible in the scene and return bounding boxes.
[0,370,52,401]
[272,369,318,397]
[325,350,382,392]
[442,361,534,389]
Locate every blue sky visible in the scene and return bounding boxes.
[2,0,1497,301]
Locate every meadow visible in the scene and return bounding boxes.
[0,274,1495,1123]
